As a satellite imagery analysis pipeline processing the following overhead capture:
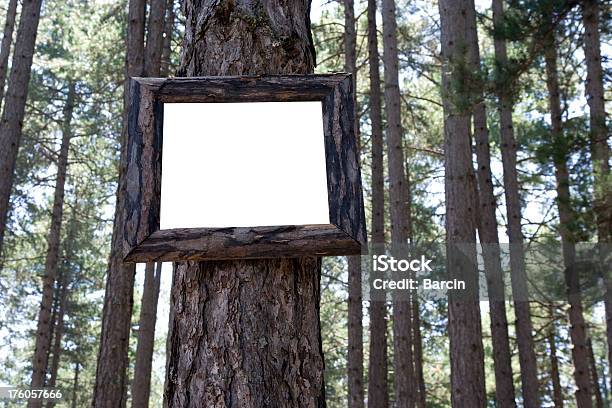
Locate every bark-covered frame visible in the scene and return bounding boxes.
[123,74,367,262]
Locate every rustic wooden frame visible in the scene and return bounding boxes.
[123,74,366,262]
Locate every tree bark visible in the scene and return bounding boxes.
[438,0,486,406]
[145,0,166,77]
[29,81,75,408]
[366,0,388,404]
[0,0,18,108]
[45,271,67,408]
[544,19,592,408]
[466,1,516,406]
[344,0,364,406]
[548,306,564,408]
[588,338,603,408]
[131,262,162,408]
[582,0,612,393]
[160,0,175,76]
[92,0,144,404]
[381,0,416,406]
[164,1,323,406]
[0,0,44,258]
[71,362,80,408]
[492,0,540,406]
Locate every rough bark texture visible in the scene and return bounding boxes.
[145,0,165,76]
[164,0,324,406]
[344,0,364,406]
[466,2,516,406]
[131,262,162,408]
[544,22,592,408]
[92,0,144,404]
[381,0,416,406]
[160,0,175,76]
[582,0,612,393]
[438,0,486,406]
[492,0,540,405]
[29,82,75,408]
[366,0,388,404]
[548,307,564,408]
[0,0,44,257]
[0,0,18,108]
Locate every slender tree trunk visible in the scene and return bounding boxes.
[492,0,540,405]
[582,0,612,392]
[588,338,604,408]
[367,0,388,404]
[160,0,175,76]
[131,263,162,408]
[344,1,364,406]
[45,273,67,408]
[144,0,165,77]
[164,1,324,406]
[411,298,426,408]
[466,1,516,406]
[0,0,45,257]
[544,19,592,408]
[548,306,564,408]
[0,0,18,108]
[381,0,416,406]
[438,0,486,406]
[29,82,75,408]
[71,362,80,408]
[93,0,144,404]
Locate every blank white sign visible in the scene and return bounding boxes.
[160,101,330,229]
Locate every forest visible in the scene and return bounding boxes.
[0,0,610,406]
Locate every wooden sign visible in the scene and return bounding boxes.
[123,74,366,262]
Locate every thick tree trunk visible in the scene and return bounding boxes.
[0,0,18,108]
[0,0,44,257]
[544,22,592,408]
[548,307,564,408]
[344,0,364,406]
[438,0,486,406]
[582,0,612,392]
[492,1,540,405]
[131,263,162,408]
[29,82,75,408]
[381,0,416,406]
[92,0,144,404]
[145,0,165,76]
[466,1,516,406]
[366,0,388,404]
[164,1,323,406]
[160,0,175,76]
[588,338,604,408]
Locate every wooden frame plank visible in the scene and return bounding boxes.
[123,74,366,262]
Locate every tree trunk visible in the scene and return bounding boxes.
[582,0,612,393]
[411,298,426,408]
[438,0,486,406]
[160,0,175,76]
[492,0,540,406]
[144,0,165,77]
[466,1,516,406]
[366,0,388,404]
[164,1,323,406]
[45,272,67,408]
[0,0,18,108]
[92,0,144,404]
[71,362,80,408]
[381,0,416,406]
[131,262,162,408]
[0,0,44,257]
[344,0,364,406]
[588,338,603,408]
[544,20,592,408]
[29,81,75,408]
[548,306,564,408]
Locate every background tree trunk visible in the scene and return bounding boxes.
[131,262,162,408]
[544,20,592,408]
[466,1,516,406]
[0,0,18,108]
[164,1,323,406]
[144,0,165,77]
[160,0,175,76]
[588,338,603,408]
[0,0,45,258]
[548,306,564,408]
[92,0,145,404]
[438,0,486,406]
[366,0,388,404]
[29,81,75,408]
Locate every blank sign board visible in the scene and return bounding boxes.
[160,102,330,229]
[123,75,366,262]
